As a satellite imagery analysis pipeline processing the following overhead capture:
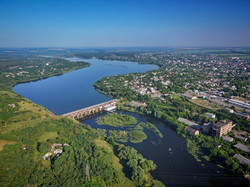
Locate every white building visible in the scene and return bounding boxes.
[205,112,216,119]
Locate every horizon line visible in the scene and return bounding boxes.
[1,46,250,49]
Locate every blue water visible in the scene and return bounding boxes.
[13,58,157,115]
[84,111,233,187]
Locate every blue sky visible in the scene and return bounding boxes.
[0,0,250,48]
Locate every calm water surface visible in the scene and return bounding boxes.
[14,58,157,115]
[13,58,245,186]
[84,111,240,187]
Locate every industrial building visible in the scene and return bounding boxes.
[212,120,233,138]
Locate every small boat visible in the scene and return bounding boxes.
[169,148,171,151]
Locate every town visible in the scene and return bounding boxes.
[93,50,250,177]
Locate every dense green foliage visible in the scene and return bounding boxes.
[0,116,133,186]
[109,130,129,143]
[0,90,164,186]
[106,139,165,187]
[0,54,89,90]
[129,130,147,143]
[97,113,137,127]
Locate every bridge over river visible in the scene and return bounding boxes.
[62,99,118,120]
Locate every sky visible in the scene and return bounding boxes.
[0,0,250,48]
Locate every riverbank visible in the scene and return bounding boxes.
[1,56,89,91]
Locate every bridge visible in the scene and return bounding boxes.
[62,99,118,120]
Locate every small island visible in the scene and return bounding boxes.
[97,113,137,127]
[96,113,163,144]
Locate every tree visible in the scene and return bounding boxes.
[226,157,239,172]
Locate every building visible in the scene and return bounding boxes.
[205,112,216,119]
[234,134,248,141]
[182,94,197,100]
[103,104,116,112]
[42,152,52,160]
[234,143,250,153]
[203,122,212,134]
[54,149,63,154]
[43,143,70,160]
[225,108,234,113]
[233,111,250,120]
[222,136,234,142]
[178,117,202,130]
[234,154,250,166]
[229,99,250,109]
[185,127,199,135]
[212,120,233,138]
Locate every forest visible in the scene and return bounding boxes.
[0,54,89,90]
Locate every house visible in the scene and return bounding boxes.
[222,136,234,142]
[185,127,199,135]
[178,117,202,130]
[234,154,250,166]
[225,108,234,113]
[212,120,233,138]
[234,134,248,142]
[54,149,63,154]
[233,143,250,153]
[205,112,216,119]
[42,143,70,160]
[42,152,52,160]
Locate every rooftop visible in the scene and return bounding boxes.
[214,120,232,128]
[185,126,199,134]
[234,154,250,166]
[234,143,250,153]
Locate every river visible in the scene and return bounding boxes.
[13,58,244,186]
[14,58,157,115]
